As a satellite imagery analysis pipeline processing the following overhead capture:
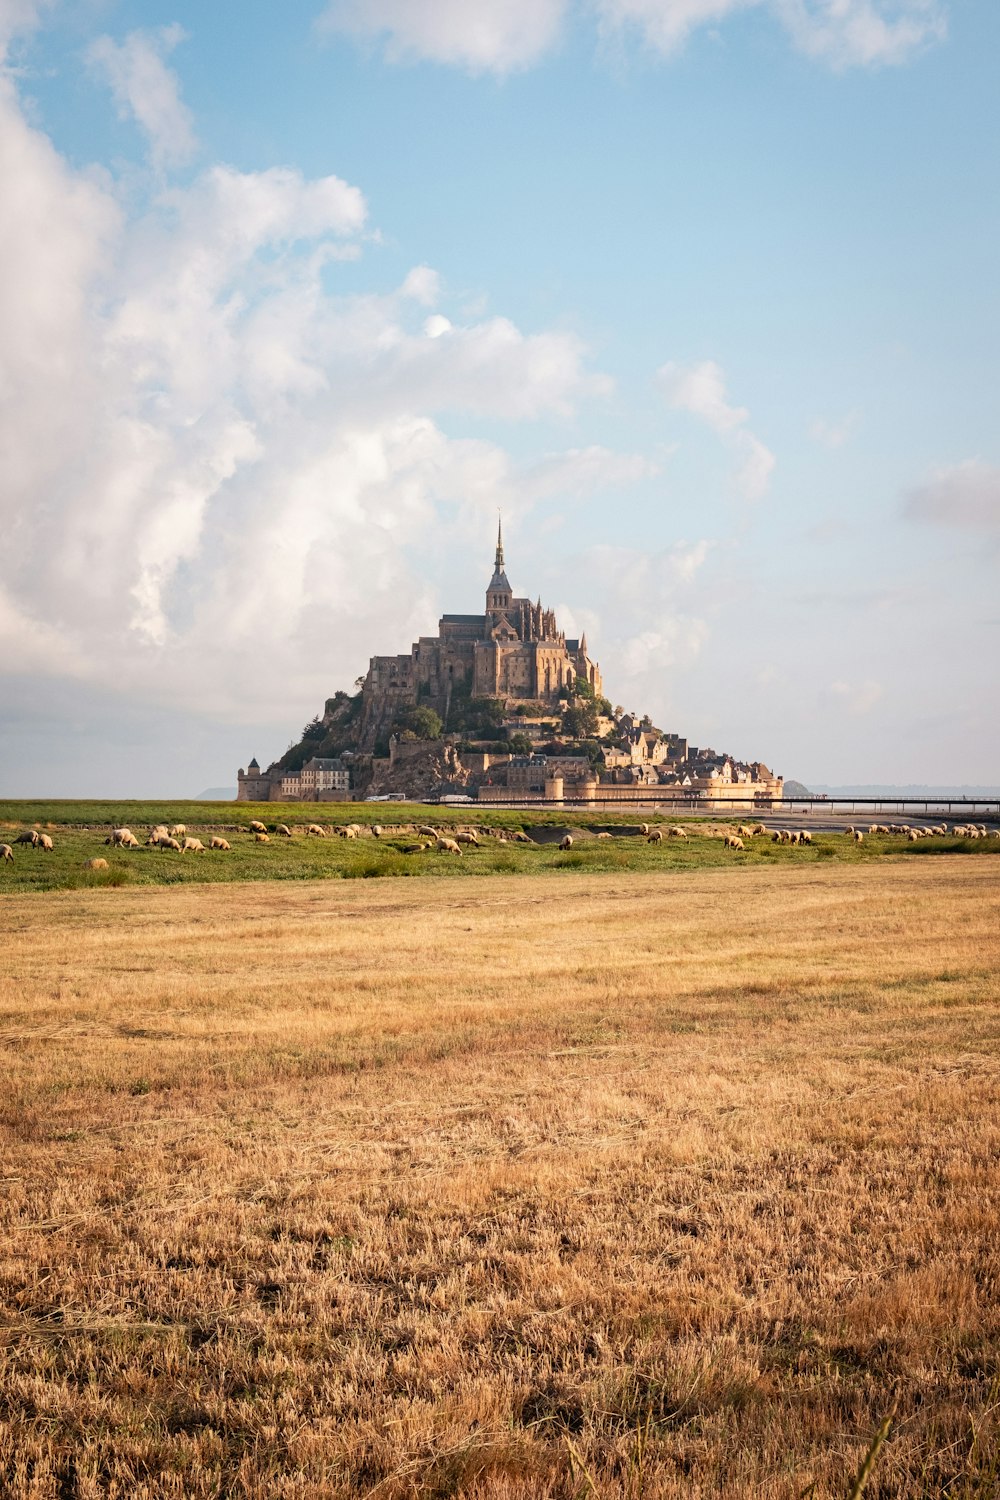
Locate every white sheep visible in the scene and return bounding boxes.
[37,834,54,852]
[85,857,109,871]
[169,824,186,838]
[638,823,650,837]
[249,820,268,834]
[276,824,293,838]
[455,831,479,845]
[800,831,813,845]
[559,834,574,850]
[725,835,744,850]
[306,824,326,837]
[15,830,39,845]
[668,826,687,839]
[853,830,864,843]
[417,826,439,840]
[210,836,231,851]
[107,828,138,848]
[0,844,12,863]
[597,832,612,840]
[738,825,754,839]
[254,832,271,843]
[158,837,182,852]
[180,837,206,854]
[908,830,920,841]
[511,831,532,844]
[436,836,462,856]
[371,825,383,839]
[149,824,169,839]
[647,829,664,844]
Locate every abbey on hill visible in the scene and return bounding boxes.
[237,525,782,806]
[362,519,600,733]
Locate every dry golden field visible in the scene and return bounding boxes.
[2,858,999,1498]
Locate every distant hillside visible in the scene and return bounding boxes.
[195,787,237,801]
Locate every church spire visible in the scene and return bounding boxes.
[486,514,512,616]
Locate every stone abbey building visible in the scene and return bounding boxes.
[363,521,601,726]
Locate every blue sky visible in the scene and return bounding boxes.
[0,0,997,793]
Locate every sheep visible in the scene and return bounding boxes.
[668,826,687,839]
[647,829,664,843]
[752,823,768,836]
[853,830,864,843]
[169,824,186,839]
[417,826,439,840]
[455,831,479,845]
[371,825,383,839]
[254,832,271,843]
[210,836,231,851]
[338,826,358,839]
[14,830,39,845]
[800,830,813,845]
[37,834,54,852]
[85,857,109,871]
[638,823,650,837]
[559,835,574,850]
[908,830,920,841]
[147,831,184,848]
[149,824,169,839]
[249,820,268,834]
[180,837,206,854]
[306,823,326,837]
[276,824,293,838]
[436,836,462,856]
[725,835,745,851]
[0,845,12,863]
[738,825,754,839]
[106,829,138,848]
[511,831,532,844]
[402,842,431,854]
[597,831,612,840]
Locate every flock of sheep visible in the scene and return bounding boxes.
[2,816,997,871]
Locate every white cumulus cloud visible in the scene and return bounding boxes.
[319,0,569,74]
[87,25,197,173]
[903,460,1000,531]
[597,0,946,66]
[658,359,775,501]
[320,0,948,71]
[0,53,633,727]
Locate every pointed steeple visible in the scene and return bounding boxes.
[580,631,588,655]
[486,513,512,615]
